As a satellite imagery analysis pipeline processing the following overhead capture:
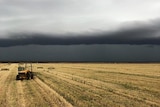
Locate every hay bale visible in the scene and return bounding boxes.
[37,67,43,69]
[1,68,9,71]
[48,67,55,70]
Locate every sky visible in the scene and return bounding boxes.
[0,0,160,62]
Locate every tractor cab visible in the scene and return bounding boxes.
[18,67,25,71]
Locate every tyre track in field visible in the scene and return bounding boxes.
[57,72,160,107]
[0,68,11,106]
[6,64,17,107]
[33,77,73,107]
[42,71,160,107]
[16,81,26,107]
[36,72,119,106]
[23,79,50,107]
[59,72,160,107]
[0,64,16,106]
[5,64,26,107]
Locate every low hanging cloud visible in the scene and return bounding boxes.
[0,20,160,47]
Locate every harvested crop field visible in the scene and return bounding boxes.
[0,63,160,107]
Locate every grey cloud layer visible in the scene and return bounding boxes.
[0,20,160,47]
[1,0,160,34]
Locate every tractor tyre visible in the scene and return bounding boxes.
[31,73,34,79]
[16,75,19,80]
[27,72,30,80]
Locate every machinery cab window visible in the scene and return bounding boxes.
[18,67,25,71]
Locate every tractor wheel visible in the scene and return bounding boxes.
[31,73,34,79]
[16,75,19,80]
[27,72,30,80]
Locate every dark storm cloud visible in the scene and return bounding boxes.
[1,45,160,62]
[0,20,160,47]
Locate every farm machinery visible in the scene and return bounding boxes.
[16,63,34,80]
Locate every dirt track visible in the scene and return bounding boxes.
[0,64,72,107]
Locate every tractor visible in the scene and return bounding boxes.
[16,63,34,80]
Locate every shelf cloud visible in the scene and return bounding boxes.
[0,19,160,47]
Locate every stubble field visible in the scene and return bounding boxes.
[0,63,160,107]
